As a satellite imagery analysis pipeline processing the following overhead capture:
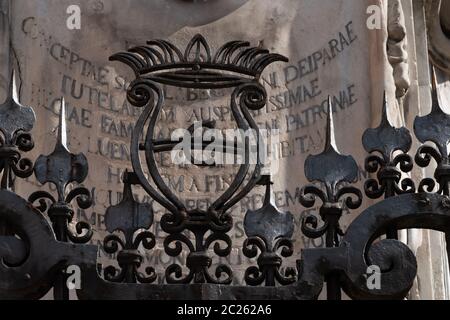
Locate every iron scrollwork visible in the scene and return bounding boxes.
[103,170,156,284]
[362,92,415,238]
[0,91,96,300]
[414,68,450,195]
[28,100,93,245]
[363,93,415,199]
[299,98,362,299]
[2,34,450,301]
[300,99,362,246]
[413,67,450,269]
[110,34,287,286]
[0,72,35,190]
[243,175,297,286]
[26,99,93,300]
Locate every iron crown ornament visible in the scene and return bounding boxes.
[110,34,288,88]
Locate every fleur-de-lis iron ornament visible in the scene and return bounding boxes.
[300,97,362,299]
[414,67,450,195]
[243,175,296,286]
[0,70,35,190]
[362,92,415,238]
[413,67,450,267]
[300,98,362,246]
[27,98,93,300]
[103,170,156,284]
[28,99,93,243]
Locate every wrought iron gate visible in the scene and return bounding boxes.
[1,35,450,300]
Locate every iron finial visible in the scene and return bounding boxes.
[304,96,358,185]
[243,174,296,286]
[33,97,88,201]
[0,67,35,143]
[414,65,450,157]
[362,91,412,162]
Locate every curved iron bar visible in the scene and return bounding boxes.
[218,82,267,213]
[0,190,97,300]
[211,82,264,213]
[128,79,181,214]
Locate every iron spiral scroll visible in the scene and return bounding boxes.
[1,34,450,300]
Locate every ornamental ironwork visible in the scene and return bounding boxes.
[0,34,450,300]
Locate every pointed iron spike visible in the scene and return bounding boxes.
[122,168,131,183]
[10,68,19,104]
[57,97,68,149]
[380,91,391,127]
[325,96,338,152]
[430,65,440,111]
[263,182,271,206]
[260,175,272,206]
[122,177,134,201]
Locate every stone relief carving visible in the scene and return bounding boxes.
[387,0,410,99]
[427,0,450,75]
